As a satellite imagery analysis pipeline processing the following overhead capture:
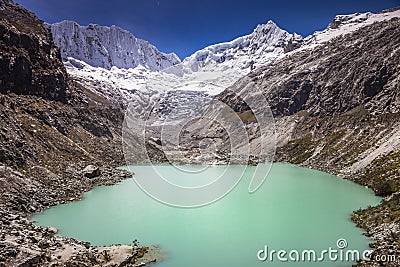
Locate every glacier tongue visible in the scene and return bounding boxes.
[51,20,180,71]
[51,18,303,127]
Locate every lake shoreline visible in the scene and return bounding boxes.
[31,163,382,267]
[1,160,394,266]
[279,160,399,266]
[0,164,163,266]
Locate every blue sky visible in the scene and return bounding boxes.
[15,0,400,59]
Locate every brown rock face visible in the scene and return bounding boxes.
[219,18,400,117]
[0,0,68,102]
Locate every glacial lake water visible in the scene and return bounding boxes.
[32,163,381,266]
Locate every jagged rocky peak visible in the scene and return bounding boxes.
[252,20,303,52]
[0,0,68,102]
[328,12,373,29]
[183,19,303,70]
[51,20,181,70]
[252,20,298,44]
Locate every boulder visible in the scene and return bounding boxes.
[46,226,58,234]
[82,165,101,179]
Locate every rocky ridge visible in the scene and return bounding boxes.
[183,20,303,71]
[0,1,159,266]
[0,0,68,102]
[51,20,180,70]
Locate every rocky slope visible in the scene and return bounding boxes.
[51,20,180,70]
[0,1,159,266]
[0,0,68,102]
[220,16,400,188]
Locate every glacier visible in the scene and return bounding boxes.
[50,9,400,116]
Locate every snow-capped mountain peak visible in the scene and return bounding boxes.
[183,19,303,71]
[253,20,278,33]
[50,20,180,71]
[51,8,400,110]
[328,12,373,29]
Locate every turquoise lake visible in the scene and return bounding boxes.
[32,163,381,266]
